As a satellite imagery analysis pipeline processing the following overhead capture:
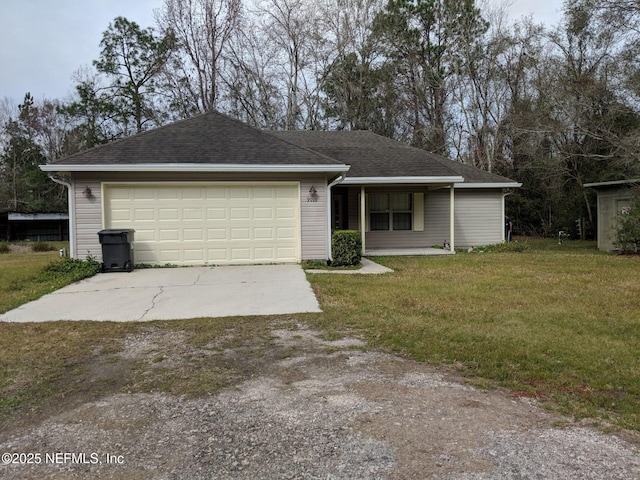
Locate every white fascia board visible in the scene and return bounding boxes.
[454,182,522,189]
[8,213,69,220]
[341,176,464,185]
[40,163,351,173]
[584,178,640,188]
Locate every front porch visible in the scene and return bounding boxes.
[364,247,455,256]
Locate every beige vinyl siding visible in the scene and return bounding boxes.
[74,180,103,260]
[300,179,328,259]
[425,188,503,248]
[71,172,329,263]
[454,190,503,247]
[423,189,452,247]
[346,186,504,250]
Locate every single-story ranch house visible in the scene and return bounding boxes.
[40,111,520,266]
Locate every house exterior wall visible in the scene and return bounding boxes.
[345,186,504,249]
[70,172,328,262]
[453,189,504,247]
[595,187,634,251]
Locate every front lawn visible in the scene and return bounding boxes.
[1,238,639,433]
[0,243,99,314]
[309,238,640,431]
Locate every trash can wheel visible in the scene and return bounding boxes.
[125,261,133,272]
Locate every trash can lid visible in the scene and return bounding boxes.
[98,229,136,234]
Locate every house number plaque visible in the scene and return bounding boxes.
[307,186,319,202]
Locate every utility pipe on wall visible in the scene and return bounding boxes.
[48,174,75,258]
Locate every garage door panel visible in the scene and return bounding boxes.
[254,207,273,219]
[254,248,275,260]
[184,229,204,241]
[230,188,250,199]
[159,229,179,241]
[254,227,274,240]
[231,228,250,240]
[105,183,300,265]
[158,188,179,200]
[159,208,179,221]
[277,247,297,259]
[277,227,296,240]
[207,208,226,220]
[230,208,250,219]
[207,228,227,240]
[183,208,204,220]
[134,229,156,242]
[134,209,155,221]
[231,248,251,261]
[110,209,132,222]
[133,188,154,200]
[276,207,295,219]
[159,249,181,262]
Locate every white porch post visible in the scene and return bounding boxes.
[449,184,455,251]
[360,186,366,254]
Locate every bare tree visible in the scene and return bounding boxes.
[157,0,242,113]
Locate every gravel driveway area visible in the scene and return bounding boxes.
[1,322,638,479]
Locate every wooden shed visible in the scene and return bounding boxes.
[584,179,640,251]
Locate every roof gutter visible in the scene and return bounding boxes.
[455,182,522,189]
[40,163,351,174]
[48,174,75,258]
[341,176,464,185]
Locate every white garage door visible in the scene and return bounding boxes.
[104,183,300,265]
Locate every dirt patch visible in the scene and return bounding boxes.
[1,322,638,479]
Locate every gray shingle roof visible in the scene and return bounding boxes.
[271,130,517,184]
[48,111,518,186]
[50,111,341,166]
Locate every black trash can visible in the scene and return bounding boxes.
[98,229,135,272]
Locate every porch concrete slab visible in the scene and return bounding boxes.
[306,258,393,275]
[0,265,321,323]
[364,247,454,256]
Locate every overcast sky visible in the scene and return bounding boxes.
[0,0,563,105]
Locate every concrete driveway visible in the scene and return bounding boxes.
[0,265,321,322]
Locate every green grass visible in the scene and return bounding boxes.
[0,244,99,314]
[1,237,639,433]
[308,238,640,430]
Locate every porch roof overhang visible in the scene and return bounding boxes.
[341,176,464,185]
[455,182,522,189]
[40,163,351,174]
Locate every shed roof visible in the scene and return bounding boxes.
[584,179,640,188]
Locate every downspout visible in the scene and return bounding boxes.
[48,174,75,258]
[449,183,455,252]
[360,186,366,254]
[502,189,513,242]
[326,174,346,262]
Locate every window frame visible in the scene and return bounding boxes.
[369,193,413,231]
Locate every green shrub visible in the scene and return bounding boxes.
[0,242,9,254]
[32,241,54,252]
[614,190,640,253]
[39,256,101,283]
[331,230,362,267]
[472,240,529,253]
